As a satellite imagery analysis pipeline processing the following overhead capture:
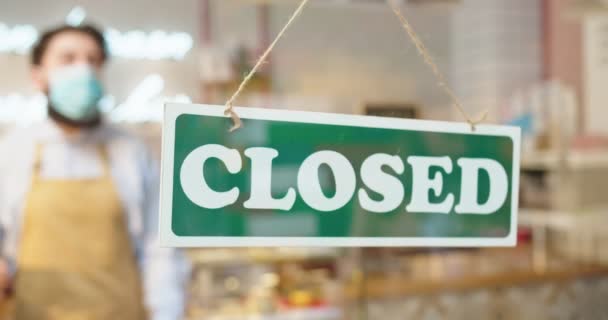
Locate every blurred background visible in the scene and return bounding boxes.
[1,0,608,319]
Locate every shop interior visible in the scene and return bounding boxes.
[1,0,608,319]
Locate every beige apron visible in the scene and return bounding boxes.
[14,144,146,320]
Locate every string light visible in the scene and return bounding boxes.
[0,7,194,60]
[65,6,87,26]
[0,23,39,54]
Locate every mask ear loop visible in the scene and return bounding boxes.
[223,0,486,133]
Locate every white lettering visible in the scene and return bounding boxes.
[244,148,296,210]
[180,144,241,209]
[178,144,510,216]
[358,154,405,213]
[455,158,508,214]
[297,151,356,212]
[406,156,454,214]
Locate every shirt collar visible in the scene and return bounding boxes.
[36,118,108,145]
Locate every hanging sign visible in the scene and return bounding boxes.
[160,103,521,247]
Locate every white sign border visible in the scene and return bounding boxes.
[160,103,521,247]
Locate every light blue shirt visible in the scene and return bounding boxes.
[0,119,189,320]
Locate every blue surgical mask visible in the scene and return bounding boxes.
[48,64,104,121]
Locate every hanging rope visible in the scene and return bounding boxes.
[223,0,310,132]
[224,0,486,132]
[387,2,487,131]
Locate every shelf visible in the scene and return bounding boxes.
[521,150,608,171]
[518,209,608,232]
[204,307,342,320]
[346,264,608,300]
[187,248,340,265]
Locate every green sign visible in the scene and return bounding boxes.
[160,103,520,247]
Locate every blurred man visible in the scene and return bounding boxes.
[0,25,189,319]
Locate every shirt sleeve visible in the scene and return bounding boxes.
[0,135,5,238]
[0,133,16,277]
[139,142,191,320]
[0,136,5,256]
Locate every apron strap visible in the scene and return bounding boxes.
[96,145,112,177]
[30,144,44,181]
[31,143,113,180]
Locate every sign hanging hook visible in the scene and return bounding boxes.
[223,0,311,132]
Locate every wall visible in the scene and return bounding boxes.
[584,15,608,135]
[545,0,584,132]
[212,1,454,119]
[450,0,543,122]
[212,0,543,122]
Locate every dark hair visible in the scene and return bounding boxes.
[31,24,109,66]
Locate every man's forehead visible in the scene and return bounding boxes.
[45,31,101,53]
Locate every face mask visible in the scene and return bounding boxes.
[48,64,104,122]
